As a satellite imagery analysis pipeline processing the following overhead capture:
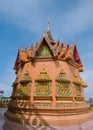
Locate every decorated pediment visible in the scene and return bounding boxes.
[36,36,57,58]
[72,73,81,85]
[20,71,32,83]
[37,43,52,57]
[73,72,87,87]
[56,69,70,82]
[35,68,51,81]
[80,78,87,88]
[35,68,51,96]
[56,69,70,96]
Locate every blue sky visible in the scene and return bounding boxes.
[0,0,93,99]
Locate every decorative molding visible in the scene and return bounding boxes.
[20,71,32,83]
[37,43,52,57]
[35,68,51,81]
[34,102,52,107]
[74,84,82,97]
[56,69,71,96]
[80,77,87,88]
[34,96,52,101]
[56,69,70,82]
[20,82,31,96]
[56,96,73,101]
[72,71,81,85]
[74,97,84,101]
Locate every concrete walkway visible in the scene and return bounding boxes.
[0,108,93,130]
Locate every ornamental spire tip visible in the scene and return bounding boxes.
[47,17,50,32]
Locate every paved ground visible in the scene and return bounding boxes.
[0,108,93,130]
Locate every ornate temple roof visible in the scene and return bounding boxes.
[14,21,83,72]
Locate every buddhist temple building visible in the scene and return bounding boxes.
[5,21,92,126]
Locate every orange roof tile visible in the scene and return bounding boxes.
[21,51,27,62]
[14,31,83,72]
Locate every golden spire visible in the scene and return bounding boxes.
[47,17,50,32]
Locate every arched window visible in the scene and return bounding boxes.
[35,68,52,100]
[20,71,32,96]
[56,69,71,97]
[72,73,82,97]
[35,68,51,96]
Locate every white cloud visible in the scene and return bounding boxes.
[60,0,93,36]
[0,0,52,34]
[0,0,93,37]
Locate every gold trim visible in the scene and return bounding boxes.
[34,96,52,101]
[56,96,73,101]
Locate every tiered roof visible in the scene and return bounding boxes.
[14,24,83,72]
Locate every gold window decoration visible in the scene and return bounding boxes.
[72,72,82,96]
[56,69,71,96]
[75,84,82,96]
[35,68,51,96]
[72,73,81,85]
[12,75,20,97]
[20,71,32,96]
